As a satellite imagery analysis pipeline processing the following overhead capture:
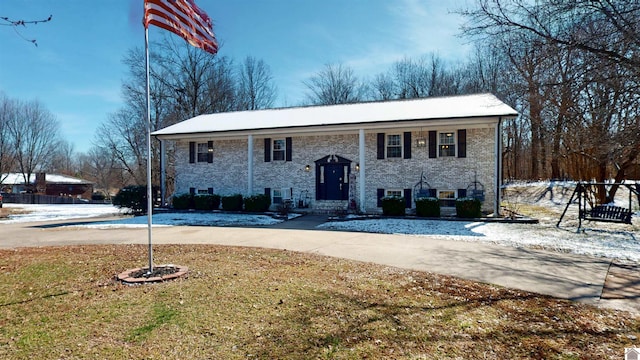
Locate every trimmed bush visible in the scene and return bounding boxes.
[221,194,243,211]
[415,197,440,217]
[112,185,156,215]
[91,192,106,201]
[381,196,405,216]
[244,194,271,212]
[194,194,221,210]
[172,193,195,210]
[456,197,482,218]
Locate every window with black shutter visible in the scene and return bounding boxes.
[377,188,384,207]
[438,132,456,157]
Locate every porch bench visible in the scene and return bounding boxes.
[582,205,632,224]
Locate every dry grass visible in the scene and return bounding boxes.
[1,245,639,359]
[0,207,29,220]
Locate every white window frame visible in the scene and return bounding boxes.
[197,189,209,195]
[385,189,403,198]
[438,132,456,157]
[272,188,292,204]
[438,190,456,207]
[196,143,210,162]
[272,139,286,161]
[386,134,402,158]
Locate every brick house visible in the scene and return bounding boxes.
[153,93,518,215]
[0,172,93,198]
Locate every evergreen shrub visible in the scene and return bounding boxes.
[112,185,154,215]
[415,197,440,217]
[244,194,271,212]
[456,197,482,218]
[172,193,195,210]
[221,194,243,211]
[381,196,405,216]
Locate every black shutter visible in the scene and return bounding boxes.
[208,187,214,194]
[285,137,292,162]
[428,131,437,158]
[189,141,195,163]
[458,189,467,198]
[189,187,196,195]
[207,141,213,163]
[404,188,412,208]
[264,187,271,197]
[377,188,384,207]
[428,188,437,198]
[377,133,385,159]
[264,138,271,162]
[457,129,466,158]
[403,132,411,159]
[316,165,323,200]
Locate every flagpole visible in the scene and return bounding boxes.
[144,23,154,274]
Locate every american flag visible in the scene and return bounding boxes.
[143,0,218,54]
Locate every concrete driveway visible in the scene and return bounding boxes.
[0,214,638,313]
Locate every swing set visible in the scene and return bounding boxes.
[557,182,639,229]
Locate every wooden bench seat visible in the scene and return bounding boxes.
[582,205,632,224]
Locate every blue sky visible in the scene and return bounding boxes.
[0,0,471,153]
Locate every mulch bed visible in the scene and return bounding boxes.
[116,264,188,284]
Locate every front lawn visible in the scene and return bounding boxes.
[0,245,638,359]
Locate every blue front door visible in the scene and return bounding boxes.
[316,163,350,201]
[315,155,352,201]
[324,164,344,200]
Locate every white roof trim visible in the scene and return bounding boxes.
[0,173,93,185]
[153,93,517,139]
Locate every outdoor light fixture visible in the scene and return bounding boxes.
[304,164,311,172]
[416,128,427,147]
[355,163,360,172]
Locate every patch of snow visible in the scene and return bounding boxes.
[318,219,640,262]
[80,212,283,228]
[1,203,123,223]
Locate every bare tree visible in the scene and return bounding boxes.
[459,0,640,70]
[49,140,76,175]
[371,73,395,101]
[76,145,125,198]
[372,54,463,100]
[7,99,61,190]
[96,109,147,185]
[0,93,17,186]
[236,56,277,110]
[303,63,368,105]
[459,0,640,201]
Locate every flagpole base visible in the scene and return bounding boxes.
[117,264,188,284]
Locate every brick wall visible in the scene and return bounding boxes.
[172,126,496,213]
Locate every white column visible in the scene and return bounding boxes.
[494,119,502,217]
[359,129,366,213]
[248,134,254,195]
[160,139,166,207]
